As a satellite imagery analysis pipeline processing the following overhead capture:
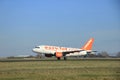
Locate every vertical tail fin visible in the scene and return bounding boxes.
[81,38,94,51]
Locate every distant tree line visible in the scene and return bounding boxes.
[88,51,120,58]
[97,51,109,58]
[116,52,120,57]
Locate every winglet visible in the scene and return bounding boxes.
[81,38,94,50]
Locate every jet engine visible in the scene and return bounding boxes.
[55,52,63,60]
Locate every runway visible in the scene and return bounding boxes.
[0,57,119,62]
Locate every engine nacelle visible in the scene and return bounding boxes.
[55,52,63,58]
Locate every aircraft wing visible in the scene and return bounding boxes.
[61,49,96,55]
[62,49,84,55]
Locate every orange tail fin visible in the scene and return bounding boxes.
[81,38,94,50]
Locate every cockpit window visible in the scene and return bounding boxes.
[35,46,40,48]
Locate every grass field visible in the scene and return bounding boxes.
[0,58,120,80]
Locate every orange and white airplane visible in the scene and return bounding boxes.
[32,38,95,60]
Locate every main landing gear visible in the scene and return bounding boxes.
[57,57,67,60]
[57,57,61,60]
[64,57,67,60]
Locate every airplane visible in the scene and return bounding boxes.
[32,38,95,60]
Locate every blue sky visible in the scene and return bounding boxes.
[0,0,120,56]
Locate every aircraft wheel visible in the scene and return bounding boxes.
[64,57,67,60]
[57,57,61,60]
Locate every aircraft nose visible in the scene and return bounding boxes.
[32,48,36,52]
